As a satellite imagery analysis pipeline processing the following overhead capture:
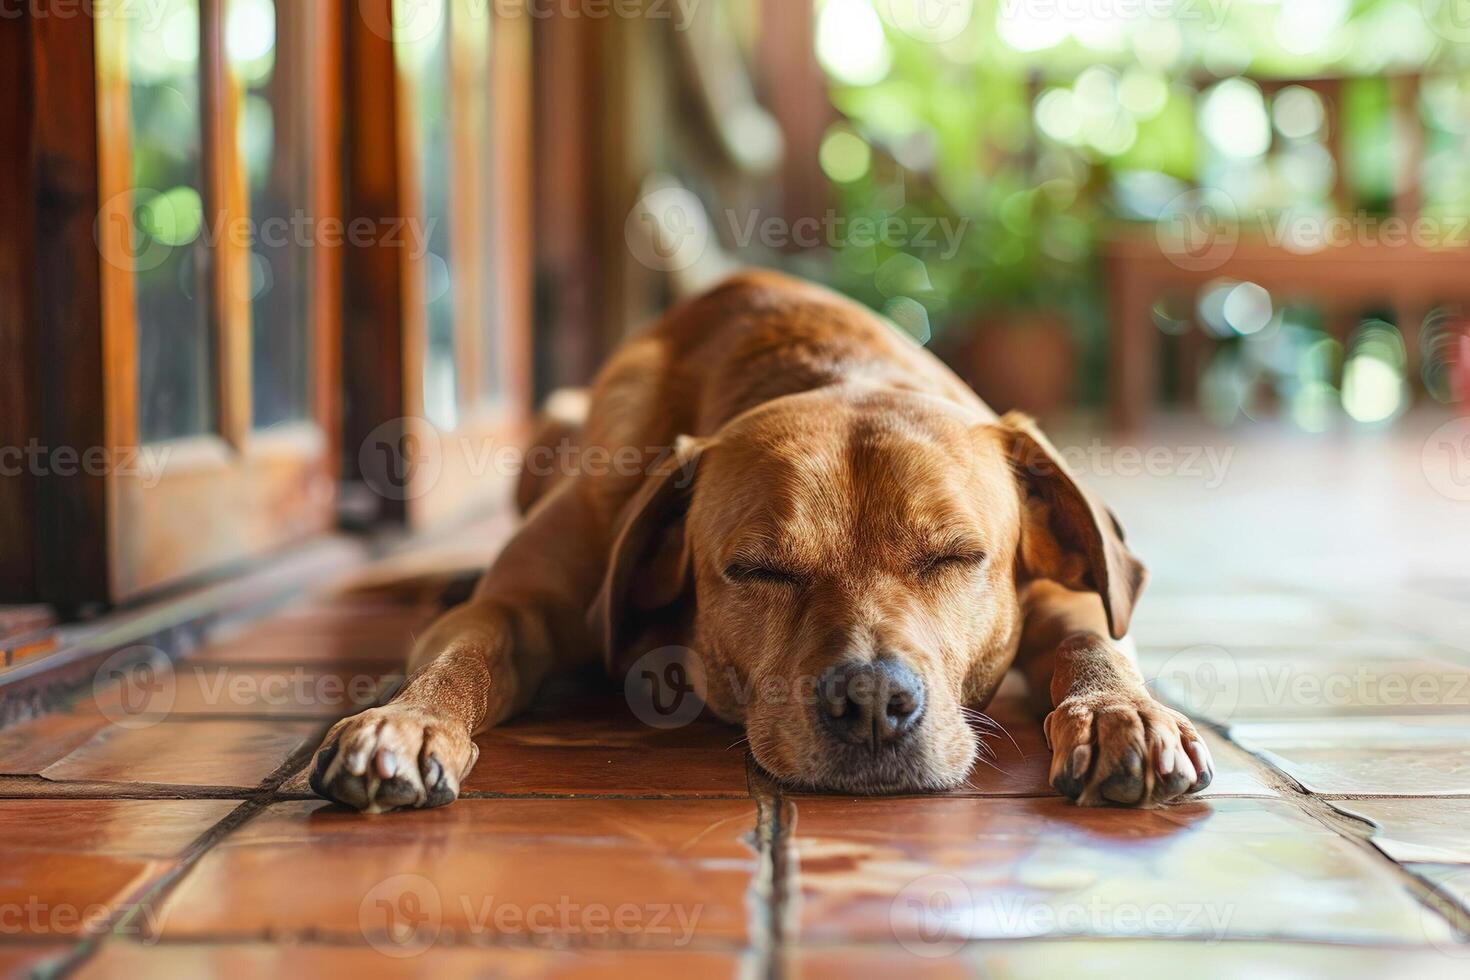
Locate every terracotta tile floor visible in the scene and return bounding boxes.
[3,421,1470,976]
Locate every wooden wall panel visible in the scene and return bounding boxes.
[30,14,111,610]
[0,15,36,601]
[341,0,408,522]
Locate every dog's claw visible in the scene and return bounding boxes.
[423,754,457,808]
[1186,740,1214,792]
[308,741,338,798]
[1099,748,1145,804]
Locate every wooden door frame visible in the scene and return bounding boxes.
[9,0,345,610]
[0,14,38,602]
[345,0,533,528]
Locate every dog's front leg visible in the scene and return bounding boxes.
[308,600,530,812]
[1017,581,1214,808]
[310,484,606,812]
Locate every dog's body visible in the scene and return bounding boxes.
[311,271,1212,810]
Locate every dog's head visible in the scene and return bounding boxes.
[594,387,1144,793]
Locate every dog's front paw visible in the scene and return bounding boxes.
[309,703,479,813]
[1044,691,1213,808]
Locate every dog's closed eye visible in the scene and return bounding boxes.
[723,561,804,587]
[914,550,988,579]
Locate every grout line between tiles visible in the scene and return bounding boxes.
[0,778,259,800]
[746,754,786,980]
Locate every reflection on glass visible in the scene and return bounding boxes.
[396,0,457,430]
[232,0,312,430]
[131,0,214,443]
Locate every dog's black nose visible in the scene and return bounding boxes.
[818,659,925,746]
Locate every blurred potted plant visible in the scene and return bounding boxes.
[822,138,1098,418]
[814,30,1101,418]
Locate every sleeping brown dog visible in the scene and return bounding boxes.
[310,270,1213,811]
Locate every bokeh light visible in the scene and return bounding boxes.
[816,0,891,86]
[819,126,873,184]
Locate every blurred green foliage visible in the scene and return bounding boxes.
[813,0,1469,343]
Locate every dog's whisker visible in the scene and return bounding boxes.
[969,710,1023,757]
[970,754,1012,778]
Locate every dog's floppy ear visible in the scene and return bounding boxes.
[996,412,1146,640]
[590,436,710,664]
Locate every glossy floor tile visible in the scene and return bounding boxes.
[2,799,237,856]
[0,948,73,979]
[0,709,112,776]
[90,663,398,720]
[38,719,321,789]
[0,800,234,943]
[190,609,432,668]
[154,799,761,946]
[1229,717,1470,795]
[783,796,1452,945]
[1146,650,1470,725]
[1411,864,1470,918]
[465,683,751,797]
[72,943,749,979]
[786,942,1470,979]
[1331,799,1470,864]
